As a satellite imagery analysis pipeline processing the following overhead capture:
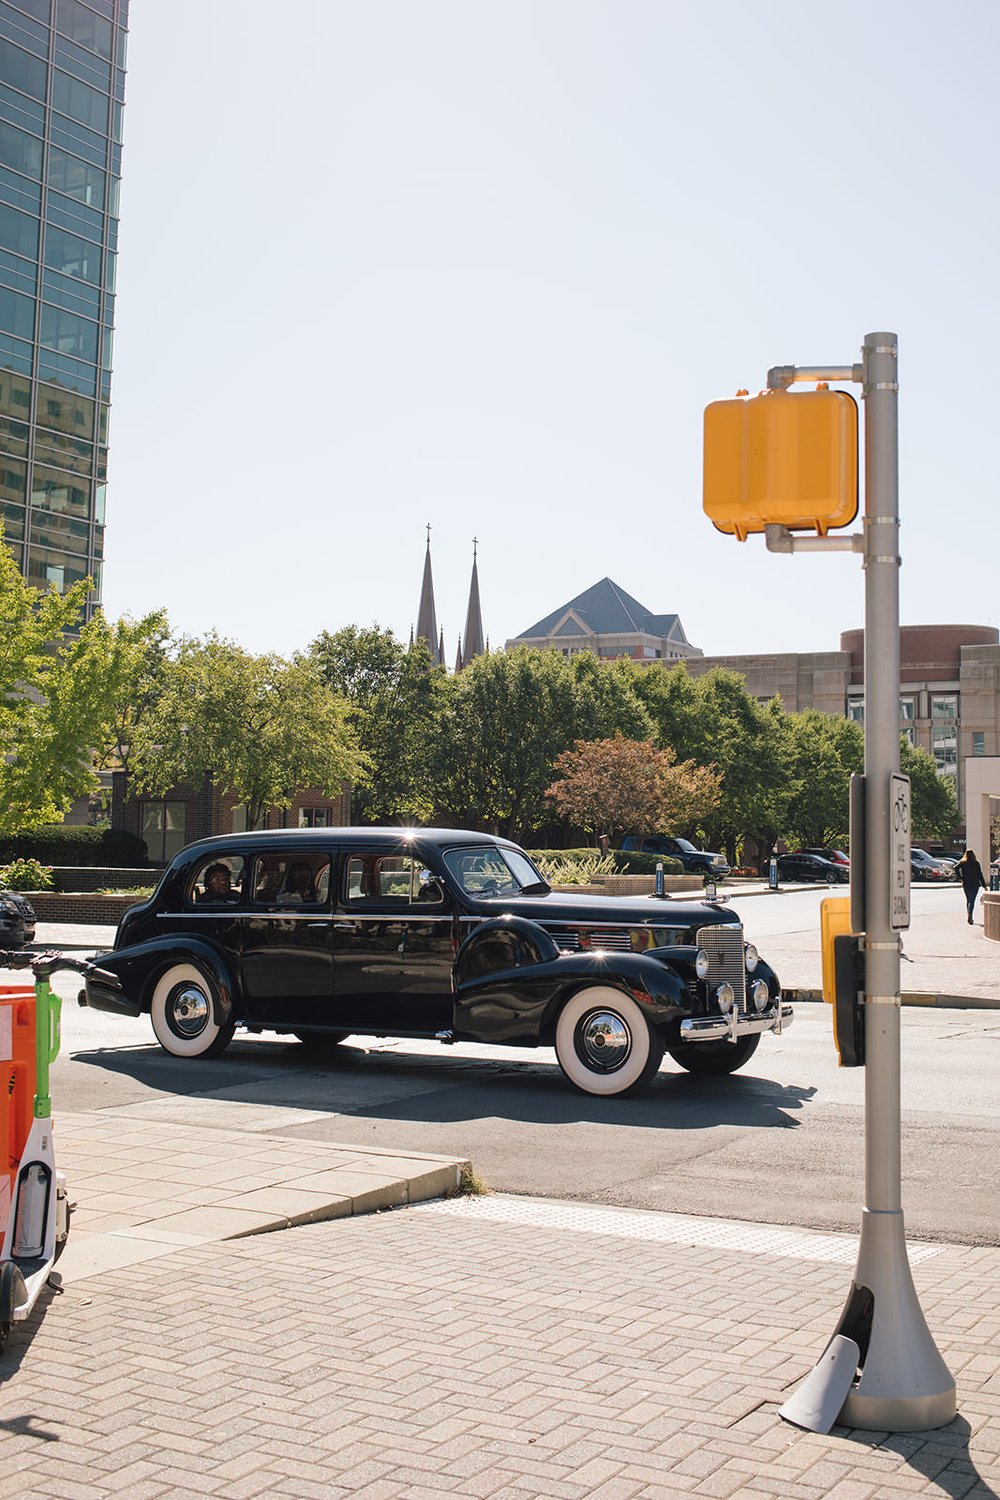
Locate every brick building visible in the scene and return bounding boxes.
[112,772,351,865]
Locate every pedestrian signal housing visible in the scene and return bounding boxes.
[820,896,865,1068]
[704,388,859,540]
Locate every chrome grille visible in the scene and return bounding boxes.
[696,924,746,1007]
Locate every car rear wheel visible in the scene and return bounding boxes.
[554,988,664,1097]
[150,963,235,1059]
[668,1032,761,1075]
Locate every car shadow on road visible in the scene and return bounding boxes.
[64,1035,818,1131]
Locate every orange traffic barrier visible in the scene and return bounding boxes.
[0,983,36,1217]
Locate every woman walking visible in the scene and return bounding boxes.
[957,848,987,925]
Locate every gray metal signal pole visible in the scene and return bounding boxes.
[765,334,956,1433]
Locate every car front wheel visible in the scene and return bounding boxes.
[668,1032,761,1075]
[150,963,235,1059]
[554,988,664,1097]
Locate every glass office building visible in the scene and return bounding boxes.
[0,0,126,603]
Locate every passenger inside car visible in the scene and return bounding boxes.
[280,862,319,903]
[194,860,242,904]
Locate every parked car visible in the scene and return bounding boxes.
[78,827,790,1098]
[0,890,35,946]
[910,849,954,882]
[776,852,849,884]
[799,847,850,869]
[620,836,731,878]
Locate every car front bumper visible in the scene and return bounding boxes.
[679,1000,793,1043]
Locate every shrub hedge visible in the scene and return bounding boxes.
[0,825,149,867]
[528,847,684,877]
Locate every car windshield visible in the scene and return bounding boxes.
[443,845,548,898]
[674,838,697,853]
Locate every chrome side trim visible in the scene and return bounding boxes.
[160,911,333,923]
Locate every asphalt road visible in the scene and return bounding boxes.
[47,886,1000,1246]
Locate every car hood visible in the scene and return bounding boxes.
[471,891,740,928]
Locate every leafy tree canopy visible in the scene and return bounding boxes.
[135,634,365,828]
[310,625,442,824]
[546,736,721,846]
[0,541,115,833]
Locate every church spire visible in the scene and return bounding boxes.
[454,634,464,674]
[461,537,485,666]
[415,524,443,665]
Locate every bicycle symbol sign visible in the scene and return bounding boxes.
[890,772,911,930]
[893,785,909,835]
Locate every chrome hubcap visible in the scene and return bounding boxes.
[170,985,210,1037]
[578,1010,631,1072]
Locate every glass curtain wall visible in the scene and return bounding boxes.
[0,0,127,605]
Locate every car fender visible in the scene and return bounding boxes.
[82,936,239,1024]
[453,919,691,1044]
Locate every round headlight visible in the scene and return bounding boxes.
[752,979,769,1011]
[695,948,710,980]
[744,943,759,973]
[716,982,735,1014]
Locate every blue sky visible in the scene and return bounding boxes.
[103,1,999,661]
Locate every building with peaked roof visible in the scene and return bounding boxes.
[455,538,485,672]
[414,525,444,666]
[506,578,703,662]
[414,530,487,671]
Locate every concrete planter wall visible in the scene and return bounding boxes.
[26,891,139,925]
[48,865,159,893]
[983,892,1000,941]
[552,874,704,897]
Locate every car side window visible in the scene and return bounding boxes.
[345,854,443,907]
[250,853,331,907]
[189,856,245,906]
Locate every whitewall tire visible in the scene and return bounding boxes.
[150,963,235,1059]
[554,987,664,1097]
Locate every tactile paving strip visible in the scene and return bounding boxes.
[421,1193,944,1265]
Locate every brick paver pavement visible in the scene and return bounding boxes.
[2,1193,998,1499]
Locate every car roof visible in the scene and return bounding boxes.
[170,827,520,865]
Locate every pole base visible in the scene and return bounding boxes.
[780,1208,956,1434]
[839,1208,955,1430]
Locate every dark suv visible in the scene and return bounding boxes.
[620,836,730,878]
[78,827,789,1098]
[0,890,36,946]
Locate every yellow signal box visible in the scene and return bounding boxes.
[820,895,865,1067]
[704,388,858,541]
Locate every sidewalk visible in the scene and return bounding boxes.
[750,891,1000,1008]
[2,1108,999,1498]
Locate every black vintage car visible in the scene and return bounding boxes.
[79,828,791,1097]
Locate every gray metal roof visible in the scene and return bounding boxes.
[514,578,690,644]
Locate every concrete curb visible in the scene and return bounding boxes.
[783,986,1000,1009]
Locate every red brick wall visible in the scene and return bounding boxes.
[840,625,999,685]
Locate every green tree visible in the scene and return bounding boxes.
[90,608,173,780]
[309,625,442,823]
[0,540,114,832]
[135,635,365,828]
[546,736,721,846]
[566,653,655,742]
[900,737,959,839]
[783,710,864,847]
[432,648,582,838]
